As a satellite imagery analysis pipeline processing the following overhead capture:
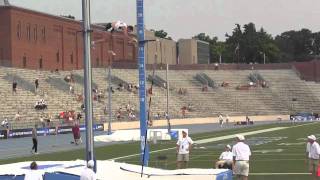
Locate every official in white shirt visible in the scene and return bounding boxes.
[215,144,233,169]
[80,160,96,180]
[176,130,194,169]
[24,161,43,180]
[232,134,251,180]
[306,135,320,180]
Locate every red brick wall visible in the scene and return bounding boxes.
[0,7,12,66]
[293,60,320,82]
[1,6,136,71]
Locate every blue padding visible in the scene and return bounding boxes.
[21,164,63,170]
[0,175,25,180]
[216,170,233,180]
[44,172,79,180]
[170,130,178,139]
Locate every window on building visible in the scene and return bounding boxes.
[41,27,46,42]
[70,53,74,64]
[17,22,21,39]
[33,26,37,41]
[26,24,31,41]
[22,55,27,68]
[56,51,60,63]
[39,57,43,69]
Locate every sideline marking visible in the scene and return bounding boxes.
[251,173,311,175]
[110,123,316,161]
[253,149,283,154]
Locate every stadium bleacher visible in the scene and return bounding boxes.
[0,66,320,130]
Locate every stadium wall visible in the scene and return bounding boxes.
[293,60,320,82]
[0,5,137,71]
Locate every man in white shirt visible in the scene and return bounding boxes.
[176,130,193,169]
[24,161,43,180]
[80,160,96,180]
[218,114,224,128]
[215,144,233,169]
[306,135,320,180]
[232,134,251,180]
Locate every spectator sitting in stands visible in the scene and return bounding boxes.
[126,104,131,112]
[12,80,17,94]
[97,91,104,102]
[45,114,52,127]
[59,111,65,119]
[261,81,268,88]
[181,106,187,118]
[64,75,71,83]
[128,111,136,121]
[1,118,9,129]
[69,85,74,94]
[77,112,82,121]
[14,111,21,121]
[68,111,74,122]
[221,81,229,87]
[117,83,124,91]
[92,87,98,94]
[202,85,208,92]
[76,94,83,102]
[81,104,85,111]
[187,103,193,112]
[108,87,115,94]
[154,113,160,120]
[39,116,45,128]
[249,81,254,87]
[116,110,121,121]
[128,83,133,92]
[148,88,153,95]
[34,99,47,110]
[164,112,169,120]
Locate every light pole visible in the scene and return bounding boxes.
[107,50,116,135]
[166,64,171,133]
[260,51,266,64]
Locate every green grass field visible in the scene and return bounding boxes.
[1,122,318,180]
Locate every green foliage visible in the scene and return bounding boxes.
[152,29,168,39]
[225,23,280,63]
[275,29,319,62]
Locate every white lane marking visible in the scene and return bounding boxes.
[111,122,317,161]
[196,127,288,144]
[110,124,310,161]
[251,173,310,175]
[253,149,283,154]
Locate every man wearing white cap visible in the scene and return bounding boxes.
[80,160,96,180]
[176,130,193,169]
[306,135,320,180]
[215,144,233,169]
[232,134,251,180]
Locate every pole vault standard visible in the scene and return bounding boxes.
[136,0,149,169]
[82,0,95,171]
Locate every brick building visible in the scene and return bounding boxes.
[0,1,137,70]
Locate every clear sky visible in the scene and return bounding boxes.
[9,0,320,41]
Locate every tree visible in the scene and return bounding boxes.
[152,29,168,39]
[275,29,315,62]
[225,23,280,63]
[212,42,226,63]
